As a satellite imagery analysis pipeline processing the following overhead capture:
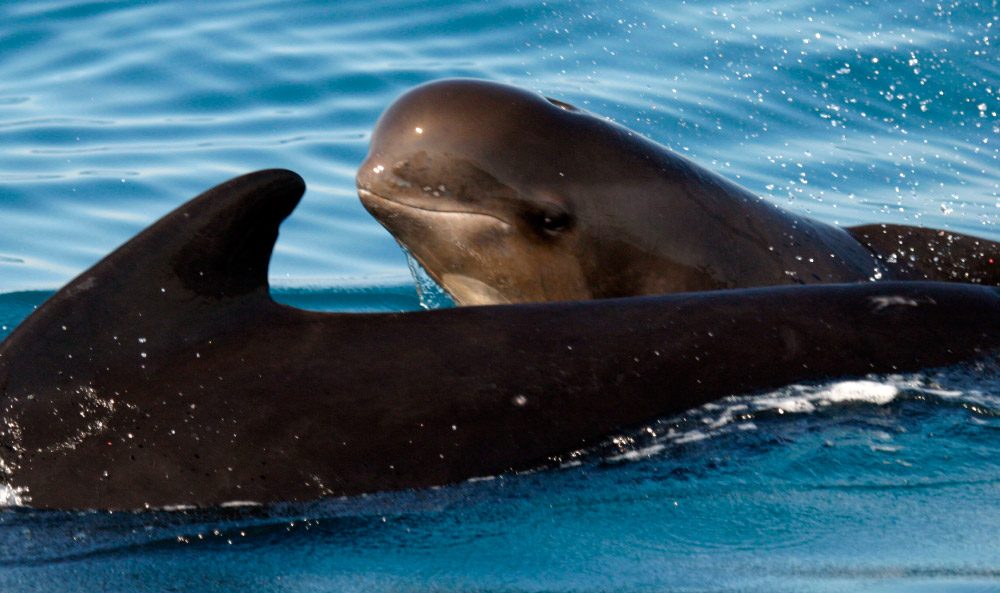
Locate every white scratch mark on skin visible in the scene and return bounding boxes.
[869,295,936,311]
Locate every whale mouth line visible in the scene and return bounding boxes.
[358,189,512,229]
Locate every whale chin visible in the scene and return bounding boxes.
[438,273,512,306]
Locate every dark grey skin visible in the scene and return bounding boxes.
[2,170,1000,510]
[357,79,1000,305]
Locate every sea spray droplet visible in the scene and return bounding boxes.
[402,248,455,310]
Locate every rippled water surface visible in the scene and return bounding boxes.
[0,0,998,591]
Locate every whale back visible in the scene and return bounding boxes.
[848,224,1000,285]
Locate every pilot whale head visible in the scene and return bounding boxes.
[356,79,713,305]
[357,79,874,305]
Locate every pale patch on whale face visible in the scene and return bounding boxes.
[439,274,512,305]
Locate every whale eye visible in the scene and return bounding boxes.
[542,212,570,233]
[534,203,572,236]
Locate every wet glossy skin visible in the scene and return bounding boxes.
[357,79,884,305]
[4,170,1000,509]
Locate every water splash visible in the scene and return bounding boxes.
[591,370,1000,465]
[0,454,25,507]
[403,249,455,310]
[0,484,25,507]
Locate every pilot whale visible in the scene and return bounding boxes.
[1,169,1000,510]
[357,79,1000,305]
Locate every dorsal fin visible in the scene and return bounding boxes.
[79,169,305,299]
[848,223,1000,285]
[0,169,305,391]
[167,169,305,297]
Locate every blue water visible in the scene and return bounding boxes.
[0,0,998,591]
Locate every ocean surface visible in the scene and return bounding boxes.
[0,0,998,591]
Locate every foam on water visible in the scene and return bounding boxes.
[595,367,1000,467]
[749,380,900,414]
